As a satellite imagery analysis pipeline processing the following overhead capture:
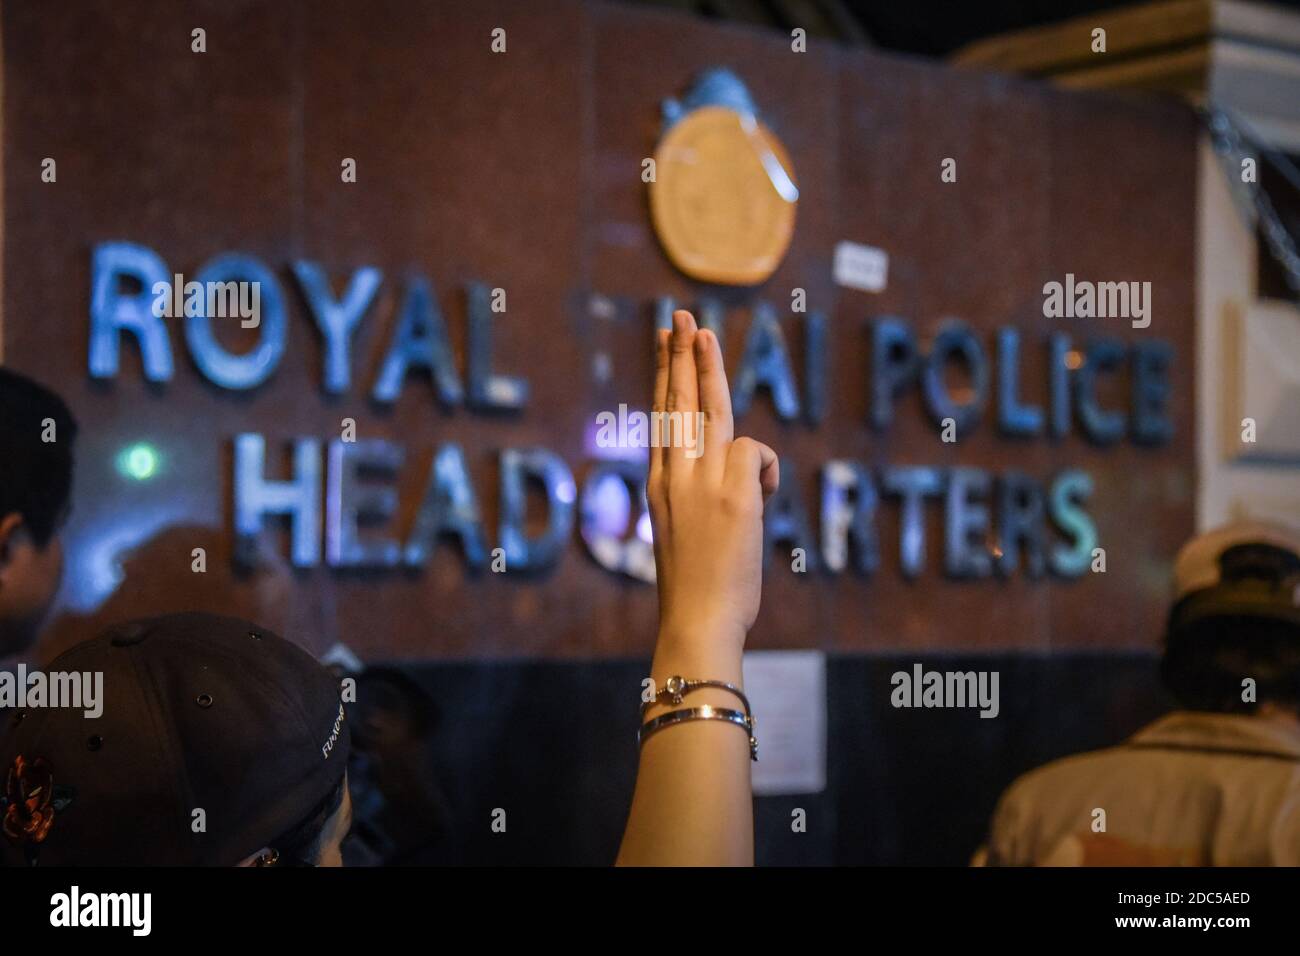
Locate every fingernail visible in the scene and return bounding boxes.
[694,330,710,355]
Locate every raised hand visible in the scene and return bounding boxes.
[617,308,778,867]
[649,309,778,660]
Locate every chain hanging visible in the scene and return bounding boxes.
[1201,105,1300,301]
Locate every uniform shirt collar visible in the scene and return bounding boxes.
[1130,710,1300,761]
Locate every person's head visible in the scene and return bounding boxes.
[238,771,353,867]
[1161,522,1300,717]
[0,613,351,865]
[0,368,77,655]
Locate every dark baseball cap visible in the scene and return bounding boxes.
[0,612,349,865]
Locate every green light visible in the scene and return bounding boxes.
[118,443,160,481]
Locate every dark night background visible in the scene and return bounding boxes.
[632,0,1300,54]
[1,0,1231,865]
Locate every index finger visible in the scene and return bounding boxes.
[694,329,733,458]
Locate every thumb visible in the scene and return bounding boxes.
[727,437,779,501]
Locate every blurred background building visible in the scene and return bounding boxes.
[0,0,1296,863]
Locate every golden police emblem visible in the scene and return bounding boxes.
[649,69,798,287]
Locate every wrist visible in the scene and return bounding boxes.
[651,624,746,685]
[656,609,747,650]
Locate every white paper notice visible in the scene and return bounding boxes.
[833,240,888,292]
[742,650,827,796]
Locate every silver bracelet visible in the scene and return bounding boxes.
[638,705,758,761]
[642,674,752,718]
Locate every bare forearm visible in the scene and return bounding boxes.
[615,312,773,867]
[616,628,753,866]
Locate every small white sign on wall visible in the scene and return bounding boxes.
[833,240,888,293]
[742,650,827,795]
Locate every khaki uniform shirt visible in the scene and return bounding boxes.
[984,711,1300,866]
